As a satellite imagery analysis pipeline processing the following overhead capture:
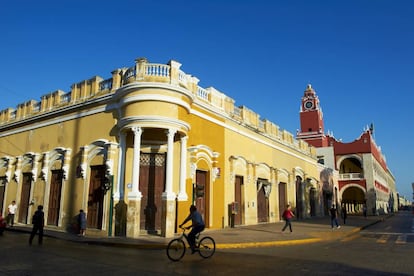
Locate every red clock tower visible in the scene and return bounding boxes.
[296,84,328,147]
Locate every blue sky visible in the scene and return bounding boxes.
[0,1,413,200]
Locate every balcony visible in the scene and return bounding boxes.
[339,173,364,180]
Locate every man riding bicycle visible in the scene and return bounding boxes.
[179,205,205,254]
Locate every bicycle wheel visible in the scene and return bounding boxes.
[166,238,186,261]
[198,236,216,258]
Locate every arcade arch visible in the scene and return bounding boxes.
[341,184,366,213]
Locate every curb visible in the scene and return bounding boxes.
[216,238,323,249]
[5,215,391,250]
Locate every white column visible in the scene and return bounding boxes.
[129,126,143,199]
[163,128,176,200]
[177,136,188,201]
[114,131,126,201]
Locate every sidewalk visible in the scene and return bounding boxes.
[5,214,389,249]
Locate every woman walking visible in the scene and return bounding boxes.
[281,204,295,233]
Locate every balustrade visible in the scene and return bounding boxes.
[233,106,241,117]
[339,172,364,180]
[100,78,113,91]
[124,66,136,81]
[258,119,265,129]
[60,92,71,104]
[197,87,209,101]
[145,64,170,77]
[33,102,41,113]
[0,59,307,156]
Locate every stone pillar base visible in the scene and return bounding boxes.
[161,199,176,238]
[126,199,141,238]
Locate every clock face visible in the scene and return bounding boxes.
[304,101,314,109]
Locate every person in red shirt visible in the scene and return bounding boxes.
[281,204,295,233]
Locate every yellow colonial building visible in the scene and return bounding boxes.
[0,58,323,238]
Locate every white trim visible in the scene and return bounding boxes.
[114,82,194,102]
[119,115,190,132]
[118,94,191,113]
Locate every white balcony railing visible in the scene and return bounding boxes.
[339,173,363,180]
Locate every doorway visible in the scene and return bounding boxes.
[257,181,269,223]
[87,165,105,229]
[234,175,243,225]
[195,170,208,224]
[47,170,63,226]
[0,177,5,215]
[18,173,32,224]
[278,182,287,220]
[139,153,165,233]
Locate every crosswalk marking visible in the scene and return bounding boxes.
[351,232,413,245]
[376,234,388,244]
[395,234,407,244]
[363,231,414,236]
[342,217,414,245]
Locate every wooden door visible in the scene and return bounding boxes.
[257,183,268,223]
[18,173,32,224]
[278,182,287,220]
[47,170,63,226]
[87,165,105,229]
[139,153,165,233]
[234,175,243,225]
[0,177,5,215]
[295,176,303,219]
[195,170,207,223]
[310,188,316,217]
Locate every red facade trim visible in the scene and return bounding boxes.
[338,179,366,191]
[374,180,389,194]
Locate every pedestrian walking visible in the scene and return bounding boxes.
[341,206,347,224]
[29,205,44,245]
[330,204,340,229]
[78,209,87,236]
[363,205,367,218]
[281,204,295,233]
[7,200,17,227]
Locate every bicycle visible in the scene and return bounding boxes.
[166,226,216,261]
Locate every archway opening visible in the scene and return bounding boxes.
[341,186,365,214]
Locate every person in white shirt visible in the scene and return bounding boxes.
[7,201,17,227]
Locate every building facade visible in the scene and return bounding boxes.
[297,84,397,215]
[0,58,325,238]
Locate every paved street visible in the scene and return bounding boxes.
[1,212,412,275]
[4,214,392,249]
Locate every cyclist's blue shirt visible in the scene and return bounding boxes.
[187,211,204,226]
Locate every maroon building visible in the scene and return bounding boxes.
[297,84,396,215]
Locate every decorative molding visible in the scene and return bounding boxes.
[63,148,72,180]
[32,154,40,181]
[40,153,49,181]
[106,159,114,176]
[190,163,197,179]
[79,145,89,179]
[212,167,220,182]
[14,157,21,183]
